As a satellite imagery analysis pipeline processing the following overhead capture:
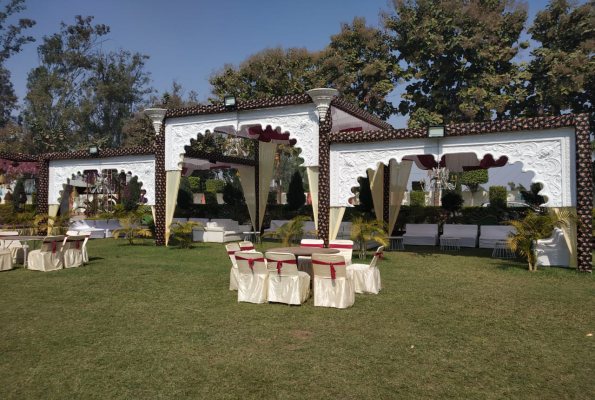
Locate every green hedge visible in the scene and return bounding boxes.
[206,179,225,193]
[489,186,507,207]
[188,177,201,193]
[410,191,426,206]
[204,189,218,205]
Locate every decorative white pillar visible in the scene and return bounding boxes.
[144,108,167,135]
[307,88,338,122]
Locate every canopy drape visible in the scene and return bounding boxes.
[237,166,256,230]
[306,167,319,229]
[549,207,578,268]
[368,164,384,221]
[388,160,413,236]
[258,142,276,230]
[329,207,346,241]
[165,168,182,246]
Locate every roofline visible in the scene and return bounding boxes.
[330,97,393,131]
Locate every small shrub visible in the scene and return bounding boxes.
[205,179,225,193]
[268,190,277,205]
[188,177,201,193]
[410,191,426,206]
[286,170,306,211]
[204,190,218,205]
[489,186,507,208]
[177,177,194,210]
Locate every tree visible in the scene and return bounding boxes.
[177,177,194,210]
[457,169,488,204]
[520,182,545,209]
[0,0,35,127]
[122,176,142,212]
[522,0,595,122]
[357,177,374,212]
[384,0,529,126]
[24,16,152,152]
[349,216,389,259]
[286,170,306,211]
[317,17,402,119]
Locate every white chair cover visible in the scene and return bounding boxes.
[265,252,310,305]
[62,235,85,269]
[28,236,65,272]
[329,240,354,265]
[0,231,26,263]
[298,239,325,277]
[311,254,355,309]
[225,243,240,291]
[235,251,268,304]
[239,241,256,252]
[0,249,13,271]
[347,246,383,294]
[78,231,91,263]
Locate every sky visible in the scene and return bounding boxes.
[4,0,569,191]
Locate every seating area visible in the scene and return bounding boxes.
[403,224,439,246]
[441,224,479,248]
[535,228,571,267]
[479,226,517,248]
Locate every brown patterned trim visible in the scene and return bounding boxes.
[39,146,155,161]
[574,114,593,272]
[154,125,167,246]
[165,94,313,119]
[36,158,50,236]
[330,97,393,131]
[383,164,390,226]
[329,126,426,143]
[184,149,257,167]
[255,143,260,232]
[0,152,38,162]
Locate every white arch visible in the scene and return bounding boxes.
[48,155,156,205]
[164,103,319,171]
[330,128,576,208]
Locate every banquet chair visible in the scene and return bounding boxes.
[329,240,354,265]
[0,248,13,271]
[239,241,256,251]
[311,253,355,309]
[235,251,268,304]
[0,231,26,264]
[298,238,325,276]
[77,231,91,263]
[347,246,383,294]
[265,252,310,305]
[62,235,85,269]
[27,236,65,272]
[225,243,240,291]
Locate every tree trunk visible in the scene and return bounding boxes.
[358,241,367,259]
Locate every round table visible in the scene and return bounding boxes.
[266,247,340,257]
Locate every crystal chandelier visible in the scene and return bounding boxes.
[420,164,456,192]
[223,135,250,157]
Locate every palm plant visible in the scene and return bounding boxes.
[505,210,580,271]
[350,216,389,259]
[261,216,315,246]
[112,210,152,245]
[168,221,204,249]
[35,210,73,235]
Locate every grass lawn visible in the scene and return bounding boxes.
[1,238,594,399]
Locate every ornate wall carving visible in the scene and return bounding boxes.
[164,104,319,171]
[48,155,156,205]
[330,129,576,208]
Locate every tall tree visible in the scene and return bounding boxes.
[456,169,488,202]
[522,0,595,122]
[383,0,529,126]
[317,17,402,119]
[24,16,152,152]
[0,0,35,127]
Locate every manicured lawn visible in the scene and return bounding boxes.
[1,239,594,399]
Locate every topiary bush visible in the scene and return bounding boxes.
[489,186,507,208]
[177,177,194,210]
[204,189,218,205]
[188,177,201,193]
[205,179,225,193]
[286,170,306,211]
[122,176,142,212]
[410,191,426,206]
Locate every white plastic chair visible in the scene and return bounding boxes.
[225,243,240,291]
[27,236,65,272]
[329,240,354,265]
[311,253,355,309]
[235,251,268,304]
[347,246,383,294]
[265,252,310,305]
[62,235,85,269]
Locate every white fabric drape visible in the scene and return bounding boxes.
[258,142,276,230]
[306,167,319,229]
[368,165,384,221]
[388,160,413,236]
[329,207,346,241]
[47,204,59,235]
[549,207,578,268]
[165,169,182,246]
[238,166,256,230]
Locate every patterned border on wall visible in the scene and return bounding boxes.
[383,165,390,226]
[317,107,334,245]
[165,94,313,119]
[0,152,38,162]
[184,149,257,166]
[36,158,50,236]
[255,144,260,232]
[319,114,592,272]
[154,125,167,246]
[330,98,394,130]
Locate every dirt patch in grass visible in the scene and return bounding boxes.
[291,330,313,339]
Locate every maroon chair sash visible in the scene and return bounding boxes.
[329,244,353,249]
[300,243,324,248]
[311,259,346,280]
[266,258,297,275]
[235,255,265,270]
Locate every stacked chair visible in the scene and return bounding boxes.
[225,243,240,291]
[347,246,384,294]
[311,253,355,309]
[234,251,268,304]
[265,252,310,305]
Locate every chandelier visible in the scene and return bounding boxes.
[223,135,250,157]
[420,164,456,192]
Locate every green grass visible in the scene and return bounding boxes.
[1,239,594,399]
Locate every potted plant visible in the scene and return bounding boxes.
[350,216,388,259]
